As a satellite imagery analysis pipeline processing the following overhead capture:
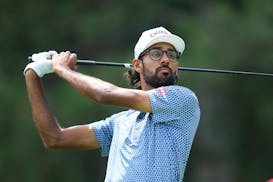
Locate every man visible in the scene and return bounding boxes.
[24,27,200,181]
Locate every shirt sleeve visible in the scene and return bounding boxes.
[89,117,114,157]
[148,85,200,123]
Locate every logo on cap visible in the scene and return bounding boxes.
[150,29,169,38]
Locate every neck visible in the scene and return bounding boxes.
[141,83,154,91]
[140,75,154,91]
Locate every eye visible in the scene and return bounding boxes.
[167,51,177,59]
[150,49,162,58]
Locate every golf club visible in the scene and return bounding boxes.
[28,57,273,77]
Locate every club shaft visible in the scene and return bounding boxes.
[77,60,273,77]
[27,57,273,77]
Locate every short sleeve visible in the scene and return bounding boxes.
[89,117,114,157]
[148,85,200,123]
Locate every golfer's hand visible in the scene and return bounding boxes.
[52,51,78,73]
[24,50,57,77]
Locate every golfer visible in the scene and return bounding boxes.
[24,27,200,181]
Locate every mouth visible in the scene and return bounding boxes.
[157,67,172,76]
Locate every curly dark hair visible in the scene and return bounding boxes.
[123,68,141,89]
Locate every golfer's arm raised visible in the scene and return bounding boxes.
[25,51,151,149]
[52,52,152,113]
[25,70,100,149]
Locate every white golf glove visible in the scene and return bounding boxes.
[24,50,57,77]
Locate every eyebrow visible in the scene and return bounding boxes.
[151,47,175,51]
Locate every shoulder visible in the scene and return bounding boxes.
[148,85,200,122]
[149,85,198,100]
[169,85,199,105]
[166,85,195,94]
[151,85,200,111]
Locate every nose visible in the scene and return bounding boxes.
[160,52,170,65]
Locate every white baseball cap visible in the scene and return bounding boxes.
[134,26,185,59]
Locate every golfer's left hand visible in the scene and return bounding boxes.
[24,50,58,77]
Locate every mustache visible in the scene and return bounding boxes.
[156,65,172,73]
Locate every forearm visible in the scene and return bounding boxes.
[25,70,62,148]
[54,66,118,103]
[51,51,151,112]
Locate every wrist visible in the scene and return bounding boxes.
[53,64,73,77]
[25,69,41,83]
[24,63,37,77]
[25,68,39,77]
[24,60,53,77]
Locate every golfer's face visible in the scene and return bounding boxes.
[141,43,179,88]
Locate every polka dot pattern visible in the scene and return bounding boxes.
[91,85,200,181]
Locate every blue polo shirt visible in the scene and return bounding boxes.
[90,85,200,182]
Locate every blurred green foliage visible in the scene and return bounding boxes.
[0,0,272,181]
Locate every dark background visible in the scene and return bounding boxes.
[0,0,272,181]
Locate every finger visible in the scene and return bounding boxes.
[58,51,70,61]
[59,51,69,56]
[70,53,77,61]
[64,50,71,55]
[69,53,77,70]
[52,53,59,60]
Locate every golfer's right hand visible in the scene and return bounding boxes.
[24,51,57,77]
[51,51,78,73]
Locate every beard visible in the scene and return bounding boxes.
[142,63,177,88]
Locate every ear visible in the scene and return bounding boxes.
[132,59,143,74]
